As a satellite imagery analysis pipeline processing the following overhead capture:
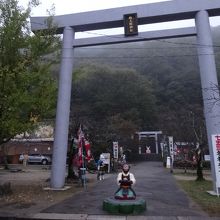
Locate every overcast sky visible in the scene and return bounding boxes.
[19,0,220,38]
[20,0,169,15]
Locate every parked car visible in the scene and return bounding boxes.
[19,154,51,165]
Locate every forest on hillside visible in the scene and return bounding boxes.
[66,26,220,154]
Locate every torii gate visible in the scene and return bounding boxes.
[136,131,163,154]
[31,0,220,193]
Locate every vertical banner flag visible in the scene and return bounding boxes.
[211,134,220,191]
[113,141,119,159]
[77,125,84,166]
[77,125,92,166]
[85,140,91,162]
[168,136,174,162]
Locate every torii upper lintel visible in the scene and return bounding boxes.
[30,0,220,34]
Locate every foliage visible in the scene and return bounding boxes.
[69,27,220,156]
[73,33,220,143]
[202,160,211,169]
[0,0,60,145]
[173,160,196,169]
[69,64,157,156]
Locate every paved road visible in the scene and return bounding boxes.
[40,161,208,217]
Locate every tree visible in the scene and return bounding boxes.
[0,1,60,147]
[69,64,157,157]
[194,143,205,181]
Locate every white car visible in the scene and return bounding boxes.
[19,154,51,165]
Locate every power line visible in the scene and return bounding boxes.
[157,39,220,48]
[80,30,220,48]
[77,47,196,50]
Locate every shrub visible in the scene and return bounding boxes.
[173,160,196,169]
[202,160,211,169]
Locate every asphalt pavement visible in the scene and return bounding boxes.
[28,161,220,220]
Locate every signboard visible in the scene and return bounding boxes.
[100,153,110,164]
[113,141,119,159]
[100,153,111,173]
[211,134,220,192]
[204,155,210,161]
[124,13,138,36]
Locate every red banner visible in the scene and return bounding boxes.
[77,125,92,166]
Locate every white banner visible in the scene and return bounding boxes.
[168,136,174,162]
[113,141,119,159]
[211,134,220,190]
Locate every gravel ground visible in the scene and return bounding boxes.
[0,164,212,218]
[0,165,97,218]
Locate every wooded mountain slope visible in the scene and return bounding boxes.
[68,27,220,146]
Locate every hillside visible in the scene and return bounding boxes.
[56,26,220,142]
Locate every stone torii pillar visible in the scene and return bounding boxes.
[195,10,220,192]
[50,27,75,188]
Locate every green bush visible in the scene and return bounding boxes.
[173,160,196,169]
[202,160,211,169]
[86,159,97,171]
